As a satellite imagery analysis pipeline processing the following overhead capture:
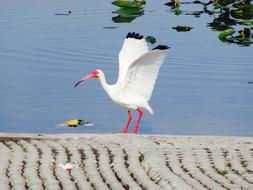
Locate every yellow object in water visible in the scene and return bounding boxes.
[60,119,94,127]
[63,119,80,126]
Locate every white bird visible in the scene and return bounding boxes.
[74,32,169,133]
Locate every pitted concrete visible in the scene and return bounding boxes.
[0,133,252,190]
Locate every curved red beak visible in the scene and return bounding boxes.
[74,71,99,87]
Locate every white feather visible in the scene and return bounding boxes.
[117,49,168,102]
[117,37,148,84]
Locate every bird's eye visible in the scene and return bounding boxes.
[93,71,99,75]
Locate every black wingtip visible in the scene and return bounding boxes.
[126,32,143,40]
[152,45,170,50]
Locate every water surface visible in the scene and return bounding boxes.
[1,0,253,135]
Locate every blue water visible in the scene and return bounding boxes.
[0,0,253,135]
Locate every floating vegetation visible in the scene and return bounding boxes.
[165,0,184,16]
[115,7,144,16]
[218,29,236,41]
[165,0,253,46]
[112,0,146,8]
[238,20,253,26]
[173,25,193,32]
[112,7,144,23]
[145,36,156,44]
[112,0,145,23]
[165,0,181,15]
[164,0,180,9]
[218,27,253,46]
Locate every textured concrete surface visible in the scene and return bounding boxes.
[0,133,252,190]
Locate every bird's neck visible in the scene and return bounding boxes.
[98,71,111,94]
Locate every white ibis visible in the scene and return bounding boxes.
[74,32,169,133]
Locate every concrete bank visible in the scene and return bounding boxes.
[0,133,252,190]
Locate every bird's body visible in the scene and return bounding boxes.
[96,71,153,113]
[75,32,169,133]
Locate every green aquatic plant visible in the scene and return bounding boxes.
[112,0,145,23]
[145,36,156,44]
[218,27,253,46]
[115,7,144,16]
[239,27,252,38]
[112,7,144,23]
[112,0,146,8]
[174,7,182,15]
[165,0,181,15]
[218,28,236,41]
[164,0,181,9]
[165,0,253,46]
[238,20,253,26]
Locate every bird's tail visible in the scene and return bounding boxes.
[145,104,154,115]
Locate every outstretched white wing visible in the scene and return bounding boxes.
[118,45,169,102]
[117,32,148,84]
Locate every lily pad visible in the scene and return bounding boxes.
[238,21,253,26]
[145,36,156,44]
[218,28,252,46]
[112,0,146,8]
[218,29,236,41]
[115,7,144,16]
[172,25,193,32]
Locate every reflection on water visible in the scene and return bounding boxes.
[111,0,145,23]
[112,7,144,23]
[0,0,253,136]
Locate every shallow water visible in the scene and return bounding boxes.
[1,0,253,135]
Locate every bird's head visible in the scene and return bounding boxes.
[74,69,101,87]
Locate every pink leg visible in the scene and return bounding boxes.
[121,110,132,133]
[131,108,143,133]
